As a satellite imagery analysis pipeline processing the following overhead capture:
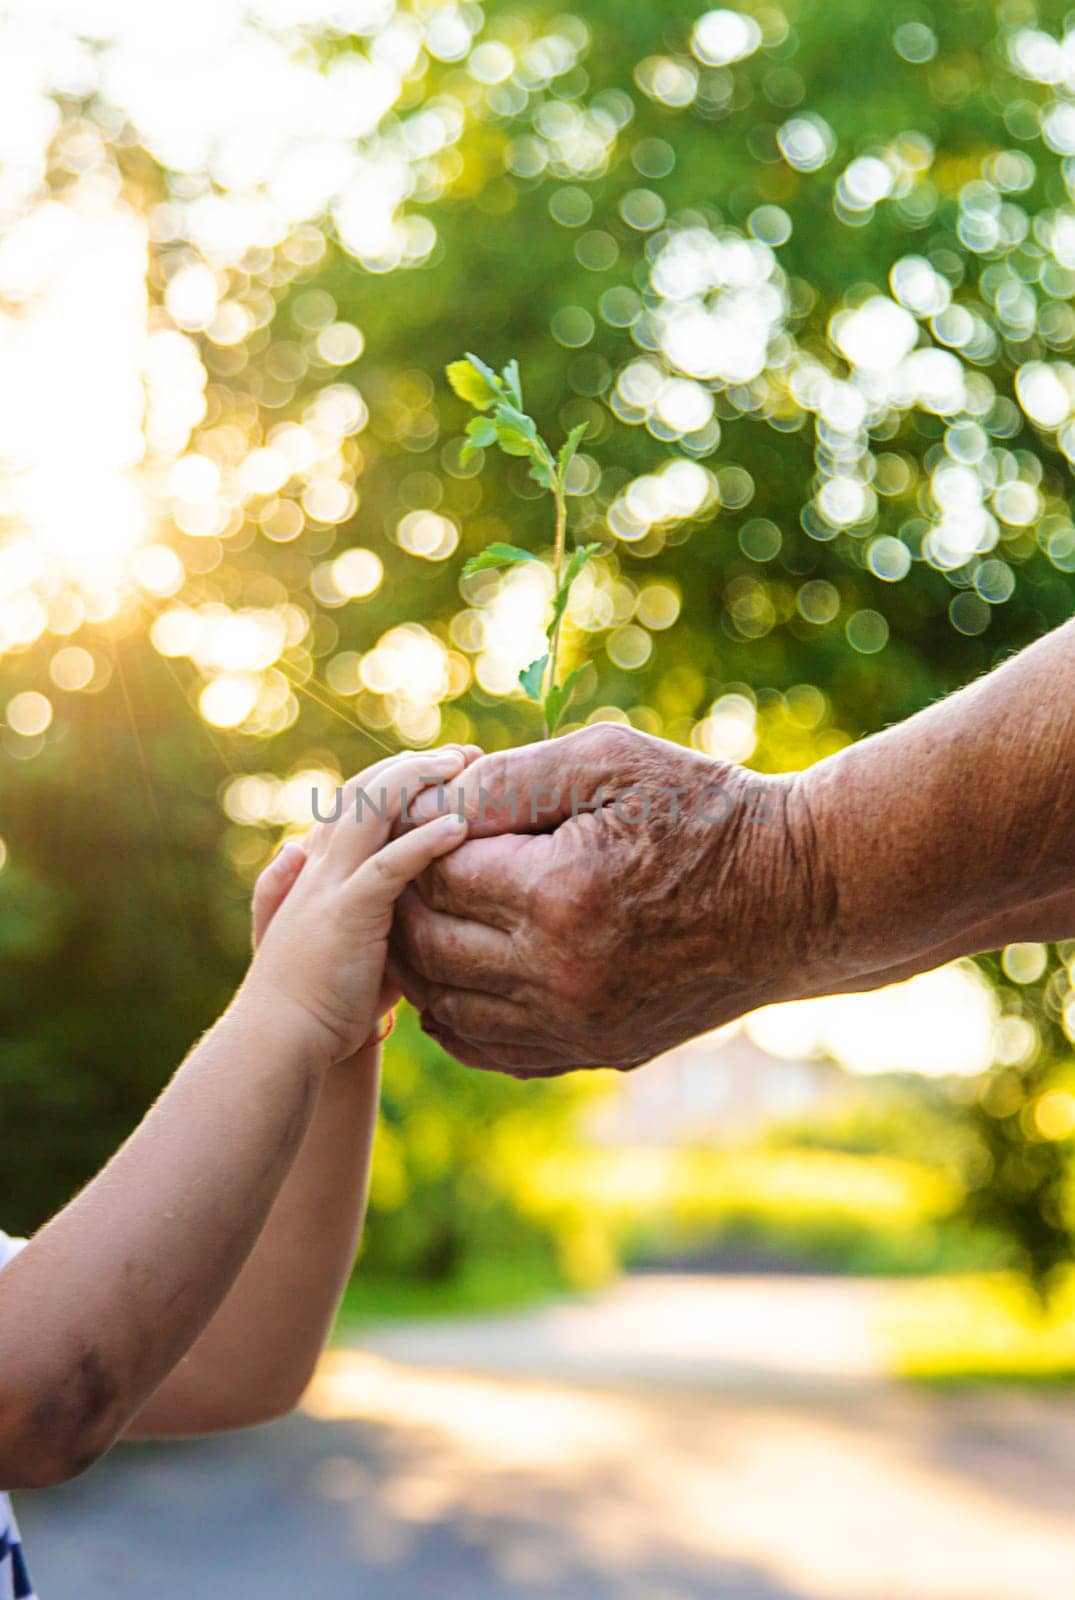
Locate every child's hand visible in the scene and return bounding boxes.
[251,835,402,1030]
[240,748,470,1068]
[251,839,308,952]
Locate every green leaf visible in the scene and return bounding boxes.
[557,423,589,483]
[495,401,537,438]
[519,653,548,701]
[548,541,603,639]
[502,358,523,409]
[466,416,498,447]
[529,457,555,491]
[446,357,499,411]
[494,421,538,458]
[491,401,543,460]
[545,665,588,734]
[466,351,501,391]
[462,542,543,576]
[459,414,498,463]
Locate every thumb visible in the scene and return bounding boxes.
[251,840,307,949]
[407,724,642,838]
[353,813,469,907]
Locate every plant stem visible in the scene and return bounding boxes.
[552,473,568,577]
[541,470,569,740]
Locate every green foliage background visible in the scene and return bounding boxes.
[5,0,1075,1289]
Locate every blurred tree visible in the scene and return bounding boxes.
[0,644,238,1231]
[4,0,1075,1285]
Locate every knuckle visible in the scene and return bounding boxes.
[418,857,453,912]
[425,985,458,1027]
[367,853,396,887]
[463,757,514,825]
[577,721,636,766]
[477,751,510,792]
[421,844,484,915]
[401,908,438,978]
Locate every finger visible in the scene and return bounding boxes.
[309,745,475,858]
[391,948,433,1013]
[386,746,485,843]
[406,724,653,836]
[378,962,403,1016]
[251,840,307,949]
[423,986,553,1045]
[421,1022,589,1078]
[306,750,417,856]
[326,748,470,874]
[351,812,468,910]
[393,889,521,997]
[416,833,537,929]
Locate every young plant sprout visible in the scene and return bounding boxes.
[447,352,602,738]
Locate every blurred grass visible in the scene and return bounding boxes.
[339,1144,1075,1387]
[882,1273,1075,1386]
[520,1145,1000,1279]
[336,1251,564,1332]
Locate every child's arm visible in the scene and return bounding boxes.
[0,749,468,1490]
[123,846,382,1437]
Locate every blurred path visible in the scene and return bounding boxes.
[18,1275,1075,1599]
[358,1273,890,1390]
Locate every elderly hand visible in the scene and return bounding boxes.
[396,619,1075,1077]
[390,725,831,1077]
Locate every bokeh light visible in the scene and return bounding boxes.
[748,964,1000,1079]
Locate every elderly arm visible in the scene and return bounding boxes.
[393,620,1075,1076]
[798,616,1075,980]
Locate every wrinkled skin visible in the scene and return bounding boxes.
[390,724,831,1078]
[391,624,1075,1078]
